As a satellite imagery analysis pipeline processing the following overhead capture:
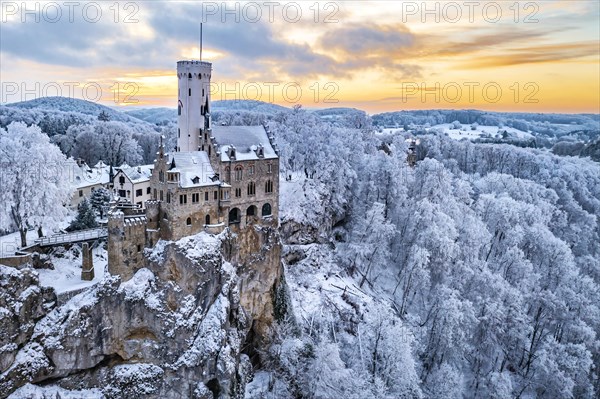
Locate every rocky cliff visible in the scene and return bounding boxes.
[0,227,283,399]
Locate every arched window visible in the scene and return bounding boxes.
[247,205,257,217]
[186,217,192,226]
[229,208,241,224]
[265,180,273,193]
[188,72,192,79]
[247,182,255,196]
[235,166,243,181]
[205,214,210,225]
[159,170,164,182]
[178,104,181,116]
[262,203,272,217]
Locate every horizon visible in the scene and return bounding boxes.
[1,1,599,114]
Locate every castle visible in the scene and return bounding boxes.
[108,60,279,278]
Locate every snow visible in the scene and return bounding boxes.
[279,175,327,227]
[176,231,222,261]
[36,246,108,294]
[167,151,220,188]
[9,384,105,399]
[115,163,153,184]
[212,125,278,162]
[430,123,534,141]
[118,268,162,310]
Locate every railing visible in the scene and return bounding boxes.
[35,228,108,247]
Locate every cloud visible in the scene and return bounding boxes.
[462,41,600,68]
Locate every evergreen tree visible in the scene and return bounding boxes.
[89,188,111,218]
[68,198,98,231]
[97,110,110,121]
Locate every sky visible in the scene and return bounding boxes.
[1,0,599,114]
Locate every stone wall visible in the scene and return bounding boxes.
[107,211,147,281]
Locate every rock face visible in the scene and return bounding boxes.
[222,225,284,346]
[0,228,284,398]
[0,266,56,375]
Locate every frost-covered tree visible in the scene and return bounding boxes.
[67,198,98,231]
[89,188,112,219]
[0,122,72,246]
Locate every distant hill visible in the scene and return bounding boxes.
[7,97,147,124]
[124,107,176,124]
[212,100,288,114]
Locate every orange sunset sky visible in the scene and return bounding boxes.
[1,1,599,113]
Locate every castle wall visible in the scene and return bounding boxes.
[107,211,147,281]
[219,158,280,229]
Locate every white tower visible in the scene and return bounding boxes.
[177,60,212,152]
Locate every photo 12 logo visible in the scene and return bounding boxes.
[1,1,139,23]
[209,81,340,104]
[398,1,540,24]
[400,81,540,104]
[1,81,140,104]
[200,1,340,23]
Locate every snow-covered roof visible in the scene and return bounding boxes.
[116,164,153,184]
[167,151,220,188]
[68,158,111,189]
[211,125,278,162]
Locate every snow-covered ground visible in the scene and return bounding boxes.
[0,231,37,257]
[36,246,107,294]
[431,123,534,140]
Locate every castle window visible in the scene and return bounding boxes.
[79,190,83,197]
[178,128,180,138]
[188,73,192,79]
[153,188,157,199]
[160,190,163,201]
[118,190,126,198]
[247,182,255,196]
[205,214,210,225]
[267,163,273,173]
[204,191,209,201]
[119,176,125,184]
[180,194,187,205]
[202,88,205,96]
[186,217,192,226]
[265,180,273,194]
[247,205,257,217]
[178,104,181,116]
[147,187,151,195]
[201,106,204,115]
[127,190,131,197]
[235,166,243,181]
[235,188,241,198]
[262,203,272,217]
[166,192,171,203]
[137,244,142,252]
[213,191,217,200]
[136,189,143,197]
[159,170,164,182]
[192,193,199,203]
[189,88,191,96]
[229,208,241,224]
[248,165,255,175]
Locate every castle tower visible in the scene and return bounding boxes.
[177,60,212,152]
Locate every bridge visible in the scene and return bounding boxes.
[34,227,108,247]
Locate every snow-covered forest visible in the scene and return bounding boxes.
[245,107,600,398]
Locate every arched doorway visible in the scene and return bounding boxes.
[262,203,272,217]
[229,208,241,224]
[246,205,257,217]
